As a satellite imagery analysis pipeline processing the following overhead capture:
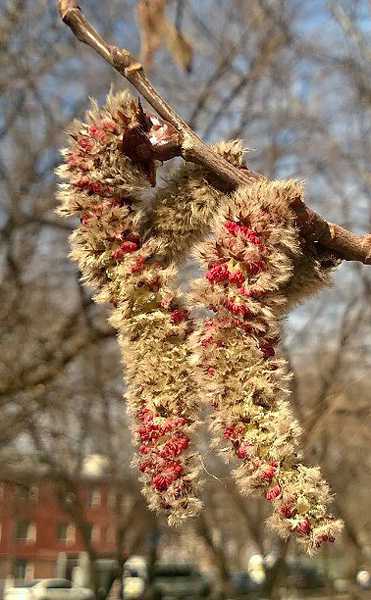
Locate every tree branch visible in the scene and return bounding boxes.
[57,0,371,264]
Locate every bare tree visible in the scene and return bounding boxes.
[3,1,371,597]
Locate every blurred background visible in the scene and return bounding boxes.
[1,0,371,598]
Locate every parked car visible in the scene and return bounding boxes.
[285,561,327,590]
[151,564,210,600]
[122,572,146,600]
[357,569,371,589]
[4,579,95,600]
[122,556,147,599]
[230,562,328,597]
[230,572,262,597]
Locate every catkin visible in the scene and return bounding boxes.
[189,180,342,553]
[57,89,343,551]
[56,90,202,524]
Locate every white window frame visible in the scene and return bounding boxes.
[89,489,101,507]
[66,523,76,545]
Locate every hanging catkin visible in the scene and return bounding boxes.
[57,89,342,550]
[57,90,202,524]
[190,180,343,553]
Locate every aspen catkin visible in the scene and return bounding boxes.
[190,180,343,553]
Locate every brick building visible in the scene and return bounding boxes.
[0,471,126,581]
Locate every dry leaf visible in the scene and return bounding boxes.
[161,18,193,73]
[137,0,193,73]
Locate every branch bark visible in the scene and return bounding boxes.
[57,0,371,264]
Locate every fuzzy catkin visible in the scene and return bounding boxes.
[145,139,245,261]
[56,88,343,551]
[190,180,343,553]
[122,142,247,520]
[56,90,203,524]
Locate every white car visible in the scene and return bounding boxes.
[4,579,95,600]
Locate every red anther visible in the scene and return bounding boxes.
[112,240,139,261]
[75,176,90,189]
[206,264,230,284]
[248,260,266,275]
[223,299,251,318]
[229,270,245,286]
[137,424,162,442]
[260,463,277,481]
[68,153,90,171]
[161,417,188,434]
[89,181,104,195]
[223,425,245,440]
[279,502,296,518]
[224,220,263,246]
[201,335,214,348]
[89,124,107,143]
[295,519,312,536]
[266,485,282,501]
[159,435,190,458]
[152,462,183,491]
[224,220,239,236]
[137,408,154,423]
[170,309,189,324]
[78,136,94,152]
[236,442,252,460]
[131,256,146,273]
[80,211,93,225]
[101,119,119,133]
[139,459,155,474]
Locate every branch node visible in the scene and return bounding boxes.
[126,62,144,75]
[58,0,78,20]
[111,47,143,76]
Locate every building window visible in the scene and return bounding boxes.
[57,522,75,545]
[85,523,100,544]
[57,523,66,543]
[65,491,76,506]
[15,484,29,501]
[15,484,38,502]
[107,491,116,509]
[15,520,36,543]
[25,562,34,581]
[29,485,39,502]
[91,525,100,544]
[14,559,27,579]
[88,488,101,507]
[14,559,34,580]
[66,524,75,545]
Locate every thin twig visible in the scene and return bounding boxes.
[57,0,371,264]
